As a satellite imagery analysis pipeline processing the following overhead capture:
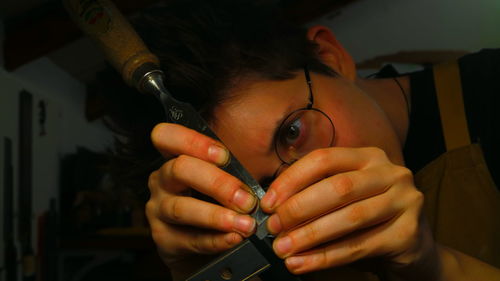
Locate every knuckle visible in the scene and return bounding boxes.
[347,204,365,226]
[185,131,204,154]
[414,188,424,201]
[301,224,320,243]
[310,148,332,166]
[316,249,330,269]
[171,155,190,178]
[211,173,241,201]
[150,123,167,146]
[410,189,424,209]
[148,170,160,191]
[209,207,231,230]
[210,235,220,251]
[280,197,304,225]
[330,174,354,199]
[363,147,387,161]
[150,227,162,245]
[346,237,366,258]
[150,224,166,246]
[189,233,204,253]
[393,166,414,183]
[163,196,183,222]
[190,232,220,254]
[208,208,220,227]
[273,172,296,200]
[145,200,156,219]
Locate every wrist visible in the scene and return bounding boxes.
[436,244,500,281]
[383,242,443,281]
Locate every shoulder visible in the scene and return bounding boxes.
[458,48,500,83]
[459,48,500,66]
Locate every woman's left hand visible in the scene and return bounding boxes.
[260,146,438,279]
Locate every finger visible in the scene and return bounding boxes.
[148,168,185,199]
[159,155,257,213]
[151,123,230,166]
[283,204,423,275]
[186,230,243,255]
[267,164,411,233]
[151,221,244,256]
[282,223,389,275]
[148,169,161,198]
[159,195,256,236]
[262,147,388,212]
[271,184,404,258]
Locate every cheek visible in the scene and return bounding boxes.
[325,90,403,163]
[336,116,389,147]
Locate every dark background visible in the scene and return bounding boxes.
[0,1,356,281]
[1,0,498,280]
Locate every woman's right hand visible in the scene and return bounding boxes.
[146,123,257,265]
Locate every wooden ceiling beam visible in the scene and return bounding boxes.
[3,0,158,71]
[2,0,357,71]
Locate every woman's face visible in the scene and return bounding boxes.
[211,71,404,184]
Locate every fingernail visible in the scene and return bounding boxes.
[274,236,293,257]
[234,215,255,235]
[233,189,256,213]
[286,256,304,270]
[261,189,276,211]
[208,144,230,166]
[267,214,282,234]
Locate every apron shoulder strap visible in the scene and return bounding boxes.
[433,61,471,151]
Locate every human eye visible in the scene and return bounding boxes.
[275,109,334,163]
[278,113,308,151]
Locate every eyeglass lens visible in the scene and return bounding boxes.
[276,107,335,165]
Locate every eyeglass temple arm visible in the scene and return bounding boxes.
[304,66,314,109]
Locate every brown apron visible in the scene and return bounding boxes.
[417,61,500,267]
[304,61,500,281]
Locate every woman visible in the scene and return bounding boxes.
[105,0,500,280]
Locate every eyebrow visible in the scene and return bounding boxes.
[266,76,312,156]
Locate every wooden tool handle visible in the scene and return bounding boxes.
[63,0,160,87]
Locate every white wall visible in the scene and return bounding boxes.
[313,0,500,63]
[6,57,113,238]
[12,57,113,155]
[0,15,111,156]
[0,19,4,68]
[0,55,113,270]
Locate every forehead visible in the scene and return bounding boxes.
[214,73,306,133]
[211,74,306,176]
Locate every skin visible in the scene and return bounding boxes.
[146,26,500,280]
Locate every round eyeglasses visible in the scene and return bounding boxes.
[273,67,335,176]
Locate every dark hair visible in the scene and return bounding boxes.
[102,0,336,199]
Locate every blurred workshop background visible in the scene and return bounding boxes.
[0,0,499,281]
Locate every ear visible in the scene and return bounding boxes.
[307,25,356,81]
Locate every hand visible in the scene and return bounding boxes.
[260,147,438,279]
[146,123,257,265]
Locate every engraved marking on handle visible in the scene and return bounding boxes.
[169,106,184,121]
